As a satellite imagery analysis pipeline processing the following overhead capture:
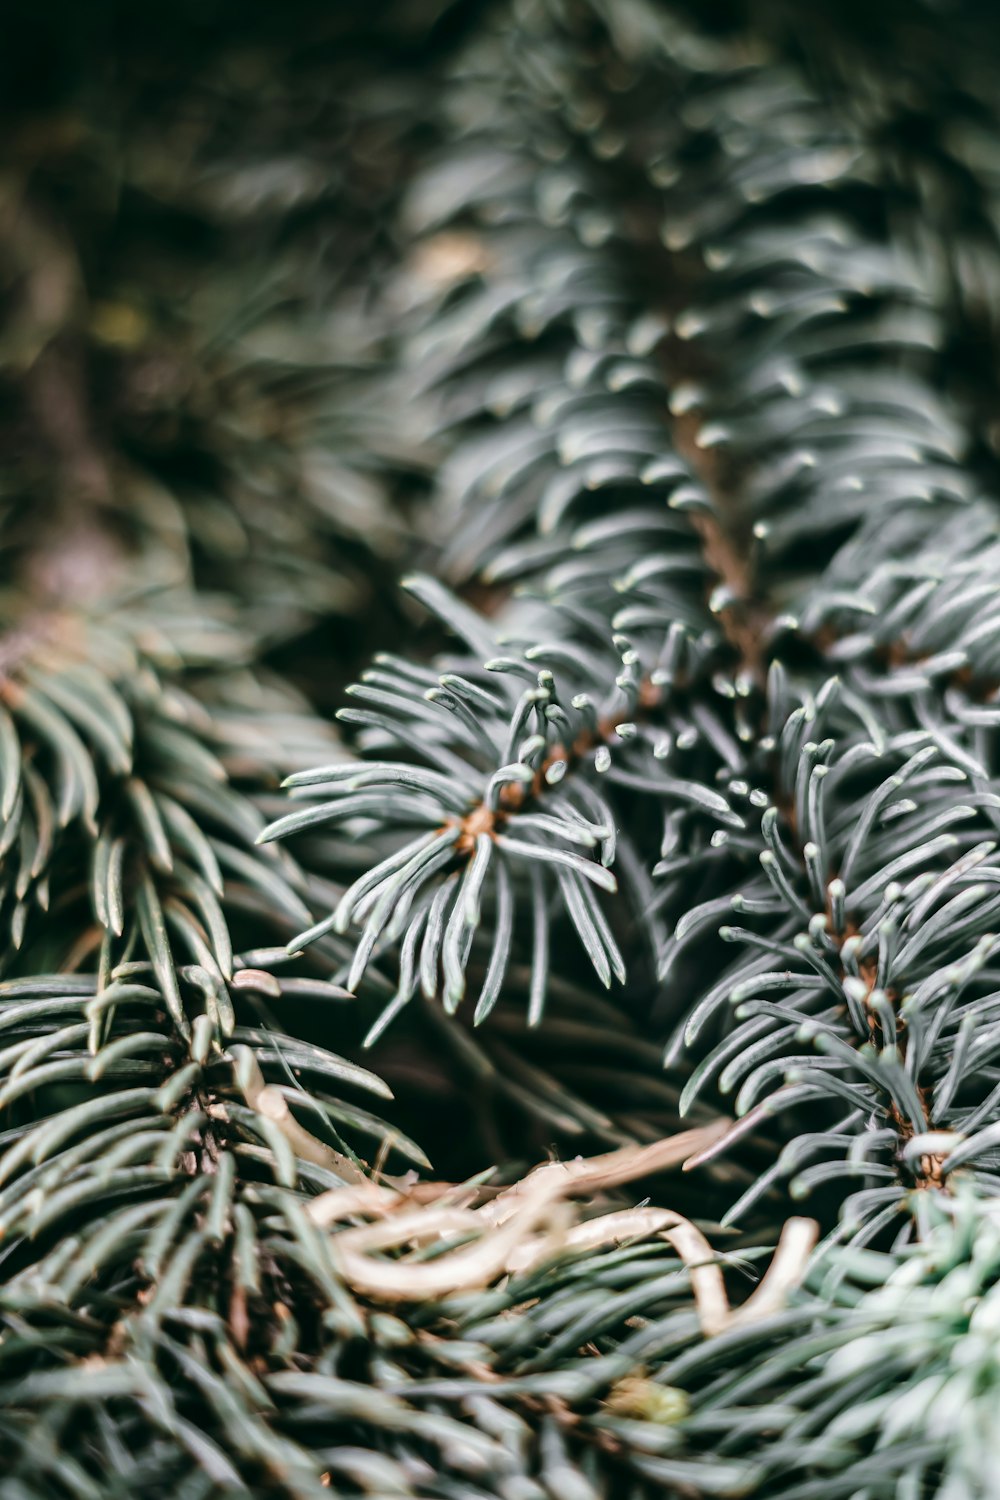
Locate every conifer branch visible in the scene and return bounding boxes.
[4,0,1000,1493]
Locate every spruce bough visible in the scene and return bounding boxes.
[3,0,1000,1493]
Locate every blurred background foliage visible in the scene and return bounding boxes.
[4,0,1000,1494]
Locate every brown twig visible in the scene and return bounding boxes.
[306,1123,817,1332]
[668,376,772,687]
[451,686,666,853]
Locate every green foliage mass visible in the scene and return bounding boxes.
[3,0,1000,1494]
